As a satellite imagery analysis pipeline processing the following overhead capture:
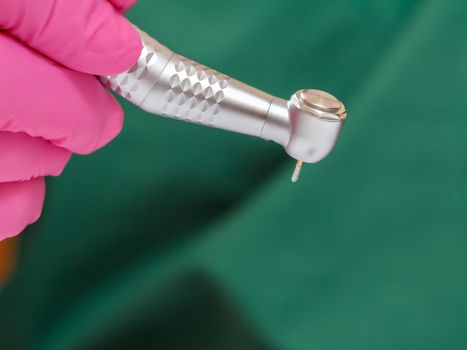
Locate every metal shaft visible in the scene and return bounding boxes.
[100,29,289,146]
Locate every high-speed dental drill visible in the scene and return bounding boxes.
[100,28,347,182]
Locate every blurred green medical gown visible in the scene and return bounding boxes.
[1,1,466,349]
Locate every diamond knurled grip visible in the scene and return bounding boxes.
[161,56,230,125]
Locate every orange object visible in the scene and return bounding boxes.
[0,237,17,286]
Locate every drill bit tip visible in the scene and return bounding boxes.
[291,160,303,183]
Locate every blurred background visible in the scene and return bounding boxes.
[1,0,466,349]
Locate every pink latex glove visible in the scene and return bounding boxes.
[0,0,142,240]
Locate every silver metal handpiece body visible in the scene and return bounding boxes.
[101,29,347,164]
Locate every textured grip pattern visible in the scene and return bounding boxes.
[100,35,172,106]
[160,55,230,125]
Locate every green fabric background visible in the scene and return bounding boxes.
[1,0,466,349]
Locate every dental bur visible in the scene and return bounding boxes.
[100,28,347,182]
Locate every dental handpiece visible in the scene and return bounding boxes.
[100,28,347,182]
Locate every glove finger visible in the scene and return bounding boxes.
[0,33,123,154]
[0,131,71,183]
[108,0,138,13]
[0,178,45,241]
[0,0,141,75]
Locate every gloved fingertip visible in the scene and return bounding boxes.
[1,0,143,76]
[0,178,45,241]
[98,18,142,75]
[54,82,125,155]
[99,100,125,149]
[83,96,124,154]
[0,132,72,183]
[108,0,139,13]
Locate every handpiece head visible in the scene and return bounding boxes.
[285,89,346,163]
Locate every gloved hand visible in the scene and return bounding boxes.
[0,0,142,240]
